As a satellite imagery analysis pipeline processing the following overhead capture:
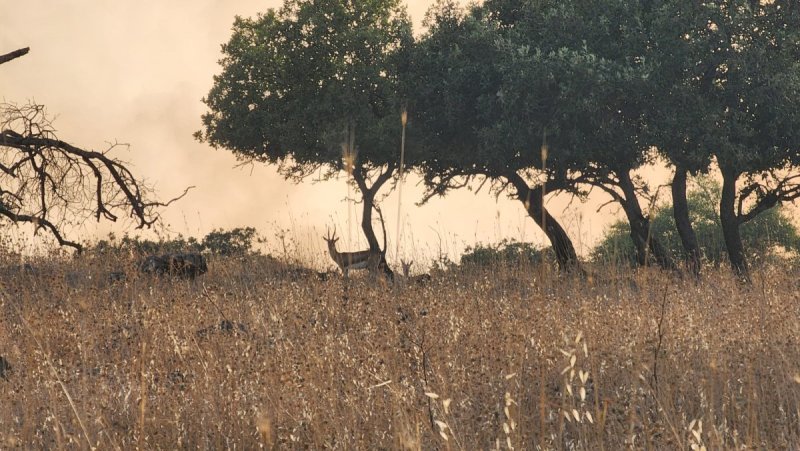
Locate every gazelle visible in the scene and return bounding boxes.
[399,259,432,285]
[401,259,414,278]
[324,228,382,277]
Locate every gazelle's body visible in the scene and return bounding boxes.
[324,229,382,277]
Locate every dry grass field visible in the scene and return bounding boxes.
[0,254,799,449]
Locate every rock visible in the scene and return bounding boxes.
[0,356,11,380]
[196,320,249,338]
[107,271,127,283]
[139,253,208,278]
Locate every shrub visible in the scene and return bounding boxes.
[591,178,800,266]
[201,227,259,256]
[460,239,550,267]
[88,227,260,257]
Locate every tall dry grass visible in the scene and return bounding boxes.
[0,254,798,449]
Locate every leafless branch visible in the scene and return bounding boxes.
[0,102,187,252]
[0,47,30,66]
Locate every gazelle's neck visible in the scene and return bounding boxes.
[327,242,340,260]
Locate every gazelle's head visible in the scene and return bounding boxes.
[323,228,339,252]
[401,259,413,277]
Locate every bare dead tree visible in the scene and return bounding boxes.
[0,102,189,252]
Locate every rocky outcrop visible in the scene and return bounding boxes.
[0,356,11,380]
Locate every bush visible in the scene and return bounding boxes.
[91,234,201,256]
[201,227,259,256]
[591,178,800,266]
[89,227,260,257]
[460,239,549,267]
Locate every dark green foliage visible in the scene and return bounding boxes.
[89,228,261,257]
[408,0,675,270]
[201,227,259,256]
[188,0,800,278]
[197,0,413,265]
[411,0,799,275]
[592,179,800,267]
[647,0,800,275]
[196,0,413,177]
[90,234,202,256]
[461,239,549,267]
[409,0,654,187]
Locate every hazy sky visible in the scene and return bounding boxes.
[1,0,626,267]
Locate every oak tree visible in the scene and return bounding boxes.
[196,0,413,277]
[648,0,800,278]
[407,1,583,272]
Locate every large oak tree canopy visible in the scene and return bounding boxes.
[406,0,676,272]
[196,0,799,279]
[404,1,586,272]
[196,0,412,178]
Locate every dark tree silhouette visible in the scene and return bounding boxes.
[0,102,187,252]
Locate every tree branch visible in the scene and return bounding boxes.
[1,132,188,227]
[0,204,81,251]
[738,176,800,224]
[0,102,190,251]
[0,47,30,66]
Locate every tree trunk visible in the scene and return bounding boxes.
[617,170,677,270]
[505,172,582,273]
[671,167,702,277]
[720,168,749,279]
[352,164,395,280]
[360,190,382,252]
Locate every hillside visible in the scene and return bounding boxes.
[1,256,798,449]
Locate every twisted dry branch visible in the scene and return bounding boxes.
[0,102,190,252]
